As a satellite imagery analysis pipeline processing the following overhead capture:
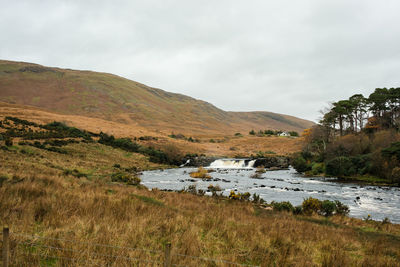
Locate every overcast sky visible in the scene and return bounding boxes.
[1,0,400,121]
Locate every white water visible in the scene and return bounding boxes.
[141,166,400,223]
[179,159,191,167]
[209,159,256,169]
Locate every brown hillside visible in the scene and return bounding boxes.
[0,102,304,156]
[0,60,314,135]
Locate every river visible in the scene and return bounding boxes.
[140,160,400,223]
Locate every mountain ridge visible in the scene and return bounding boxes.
[0,59,314,134]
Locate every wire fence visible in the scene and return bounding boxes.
[1,227,261,267]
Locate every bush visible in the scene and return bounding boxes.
[325,156,356,177]
[240,192,251,201]
[302,197,322,215]
[207,184,222,193]
[249,130,256,135]
[292,155,311,173]
[311,163,325,175]
[111,172,141,185]
[5,137,13,147]
[391,167,400,185]
[229,190,239,200]
[272,201,294,212]
[382,142,400,161]
[335,200,350,215]
[293,206,303,215]
[264,130,275,135]
[321,200,336,216]
[252,193,264,204]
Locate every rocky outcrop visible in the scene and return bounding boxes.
[253,157,290,169]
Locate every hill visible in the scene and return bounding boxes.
[0,60,314,135]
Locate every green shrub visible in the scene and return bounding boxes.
[325,156,356,177]
[249,130,256,135]
[302,197,322,215]
[321,200,336,216]
[264,130,275,135]
[311,162,325,175]
[292,155,311,173]
[382,142,400,161]
[272,201,294,212]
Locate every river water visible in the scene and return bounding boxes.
[140,162,400,223]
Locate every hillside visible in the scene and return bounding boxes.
[0,60,314,135]
[0,128,399,266]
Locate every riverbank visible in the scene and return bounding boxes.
[304,172,399,187]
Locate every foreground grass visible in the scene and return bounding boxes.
[1,145,400,266]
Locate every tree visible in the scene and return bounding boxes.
[349,94,368,132]
[332,100,353,136]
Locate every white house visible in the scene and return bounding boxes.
[279,131,290,137]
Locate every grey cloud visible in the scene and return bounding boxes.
[1,0,400,121]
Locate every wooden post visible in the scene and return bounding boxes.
[164,242,171,267]
[2,227,9,267]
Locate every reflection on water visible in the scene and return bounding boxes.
[140,167,400,223]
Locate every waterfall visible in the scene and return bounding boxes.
[209,159,256,169]
[248,160,256,168]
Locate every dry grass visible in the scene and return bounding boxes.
[1,144,400,266]
[0,107,304,157]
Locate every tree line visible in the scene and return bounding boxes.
[320,87,400,139]
[294,88,400,185]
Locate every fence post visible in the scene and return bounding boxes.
[164,242,171,267]
[2,226,9,267]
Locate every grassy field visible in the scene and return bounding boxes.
[1,141,400,266]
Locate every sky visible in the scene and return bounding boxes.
[1,0,400,122]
